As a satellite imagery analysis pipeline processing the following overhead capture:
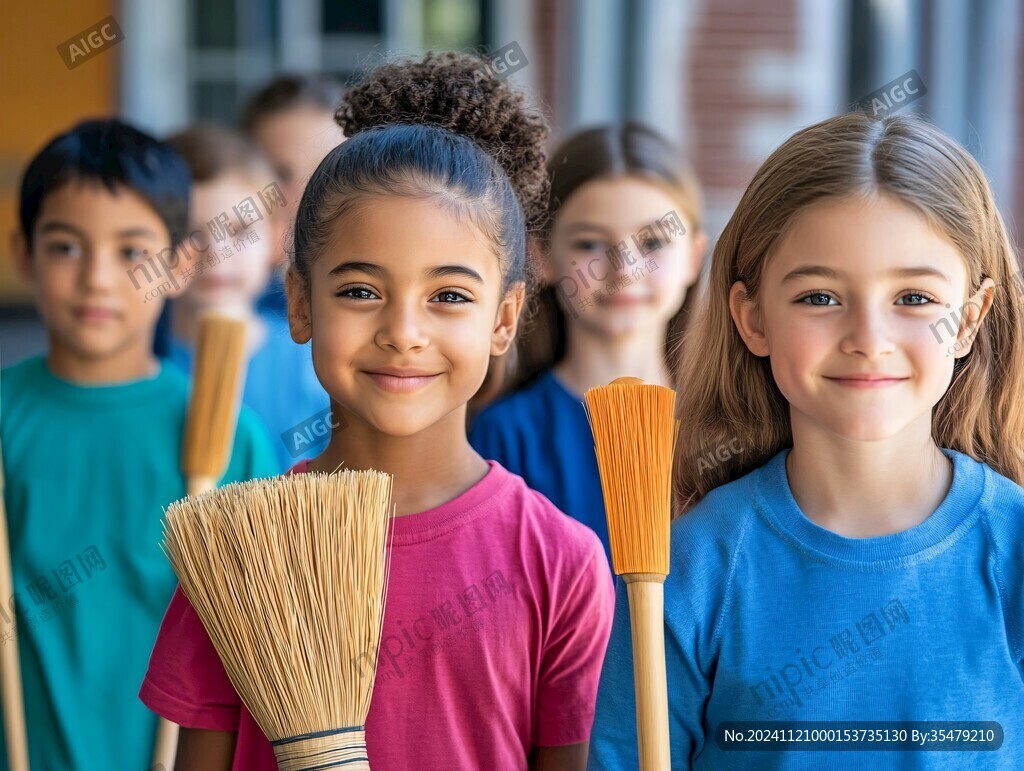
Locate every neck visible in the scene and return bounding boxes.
[173,300,265,354]
[553,318,672,397]
[46,334,159,384]
[308,401,490,517]
[786,412,952,537]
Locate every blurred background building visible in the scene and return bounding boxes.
[2,0,1021,362]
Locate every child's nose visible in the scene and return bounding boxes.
[839,305,897,358]
[79,251,120,293]
[374,300,430,352]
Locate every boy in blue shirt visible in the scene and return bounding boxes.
[1,119,278,769]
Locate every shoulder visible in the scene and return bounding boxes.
[0,355,48,406]
[665,458,767,617]
[230,405,280,476]
[0,355,40,389]
[157,356,192,395]
[671,458,765,551]
[235,403,271,439]
[963,450,1024,546]
[492,461,607,566]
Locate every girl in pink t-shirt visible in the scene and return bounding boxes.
[140,52,614,771]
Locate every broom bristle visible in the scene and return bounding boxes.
[182,315,247,478]
[161,470,394,743]
[584,377,677,576]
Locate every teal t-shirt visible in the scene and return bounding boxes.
[0,355,279,770]
[589,448,1024,769]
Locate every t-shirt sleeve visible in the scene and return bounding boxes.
[535,536,615,747]
[991,500,1024,679]
[139,585,242,731]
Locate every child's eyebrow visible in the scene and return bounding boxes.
[37,222,160,240]
[38,222,85,238]
[563,218,671,237]
[562,222,613,236]
[781,265,951,284]
[328,260,484,284]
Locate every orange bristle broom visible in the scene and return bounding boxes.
[584,376,678,771]
[0,362,29,771]
[161,470,394,770]
[152,314,248,769]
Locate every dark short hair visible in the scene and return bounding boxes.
[19,118,191,248]
[240,73,346,134]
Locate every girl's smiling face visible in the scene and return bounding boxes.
[286,195,523,437]
[730,193,994,443]
[546,176,703,337]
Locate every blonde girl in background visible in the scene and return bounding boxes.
[470,124,707,562]
[589,111,1024,769]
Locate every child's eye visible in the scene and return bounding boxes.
[571,239,605,253]
[431,288,472,304]
[797,291,837,306]
[335,286,473,303]
[45,241,81,259]
[896,291,937,305]
[336,285,379,300]
[641,237,663,252]
[122,246,148,262]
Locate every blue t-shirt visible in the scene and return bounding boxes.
[0,355,279,771]
[589,447,1024,769]
[469,369,611,564]
[169,313,329,471]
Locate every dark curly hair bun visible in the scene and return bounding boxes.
[336,50,550,236]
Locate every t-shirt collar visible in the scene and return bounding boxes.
[753,447,987,567]
[286,458,513,546]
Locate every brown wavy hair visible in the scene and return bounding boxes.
[674,111,1024,512]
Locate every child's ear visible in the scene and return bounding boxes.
[729,281,770,357]
[9,229,33,284]
[285,265,313,344]
[490,281,525,357]
[953,276,996,359]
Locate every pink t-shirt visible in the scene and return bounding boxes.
[140,459,614,770]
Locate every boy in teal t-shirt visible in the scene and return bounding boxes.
[1,120,279,770]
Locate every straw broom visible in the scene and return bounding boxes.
[584,376,678,771]
[152,314,248,769]
[161,469,394,770]
[0,362,29,771]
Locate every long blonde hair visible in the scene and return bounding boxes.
[674,111,1024,512]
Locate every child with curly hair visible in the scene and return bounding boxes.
[589,112,1024,768]
[140,52,614,771]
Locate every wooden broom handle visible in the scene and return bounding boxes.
[0,439,28,771]
[152,718,177,770]
[623,573,670,771]
[0,500,28,770]
[151,474,219,771]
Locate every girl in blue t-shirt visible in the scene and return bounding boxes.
[589,112,1024,769]
[469,124,707,561]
